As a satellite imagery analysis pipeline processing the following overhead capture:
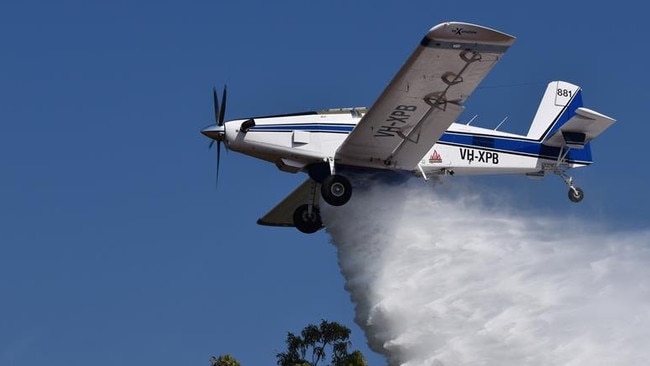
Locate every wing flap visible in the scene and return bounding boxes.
[336,22,515,170]
[257,179,320,227]
[543,107,616,148]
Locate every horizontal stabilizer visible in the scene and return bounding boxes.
[543,107,616,148]
[257,179,320,227]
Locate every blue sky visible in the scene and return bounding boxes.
[1,1,647,365]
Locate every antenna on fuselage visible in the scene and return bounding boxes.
[494,116,508,131]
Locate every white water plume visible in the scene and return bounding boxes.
[322,180,650,366]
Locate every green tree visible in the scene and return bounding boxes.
[276,320,367,366]
[210,354,241,366]
[335,350,367,366]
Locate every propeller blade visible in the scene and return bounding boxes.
[216,140,222,187]
[218,85,227,126]
[212,87,220,125]
[208,86,227,187]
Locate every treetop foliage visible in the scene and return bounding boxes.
[276,320,367,366]
[210,320,367,366]
[210,354,241,366]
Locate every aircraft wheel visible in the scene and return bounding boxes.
[293,204,322,234]
[321,174,352,206]
[568,186,584,203]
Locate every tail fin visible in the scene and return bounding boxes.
[526,81,583,140]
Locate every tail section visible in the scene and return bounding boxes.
[527,80,616,147]
[526,81,583,140]
[526,80,616,167]
[524,81,616,203]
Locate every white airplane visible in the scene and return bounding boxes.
[201,21,615,234]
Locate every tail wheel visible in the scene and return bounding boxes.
[321,175,352,206]
[293,204,322,234]
[568,186,584,203]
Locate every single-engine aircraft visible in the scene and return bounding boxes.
[201,21,616,234]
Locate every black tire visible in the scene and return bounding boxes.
[568,187,584,203]
[321,174,352,206]
[293,204,323,234]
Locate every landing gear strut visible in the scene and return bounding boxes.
[555,170,584,203]
[552,146,584,203]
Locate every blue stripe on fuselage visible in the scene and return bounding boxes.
[250,124,354,133]
[246,93,594,165]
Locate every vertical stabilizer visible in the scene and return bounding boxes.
[526,81,583,140]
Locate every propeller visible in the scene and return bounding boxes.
[204,85,227,186]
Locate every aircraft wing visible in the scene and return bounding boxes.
[257,178,321,228]
[336,21,515,170]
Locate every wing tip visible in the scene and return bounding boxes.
[256,218,295,227]
[426,21,516,46]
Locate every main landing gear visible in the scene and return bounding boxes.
[319,158,352,207]
[292,174,353,233]
[292,180,323,234]
[291,161,354,233]
[321,174,352,206]
[293,204,322,234]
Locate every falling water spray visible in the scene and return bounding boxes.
[323,180,650,366]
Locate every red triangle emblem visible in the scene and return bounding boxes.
[429,150,442,163]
